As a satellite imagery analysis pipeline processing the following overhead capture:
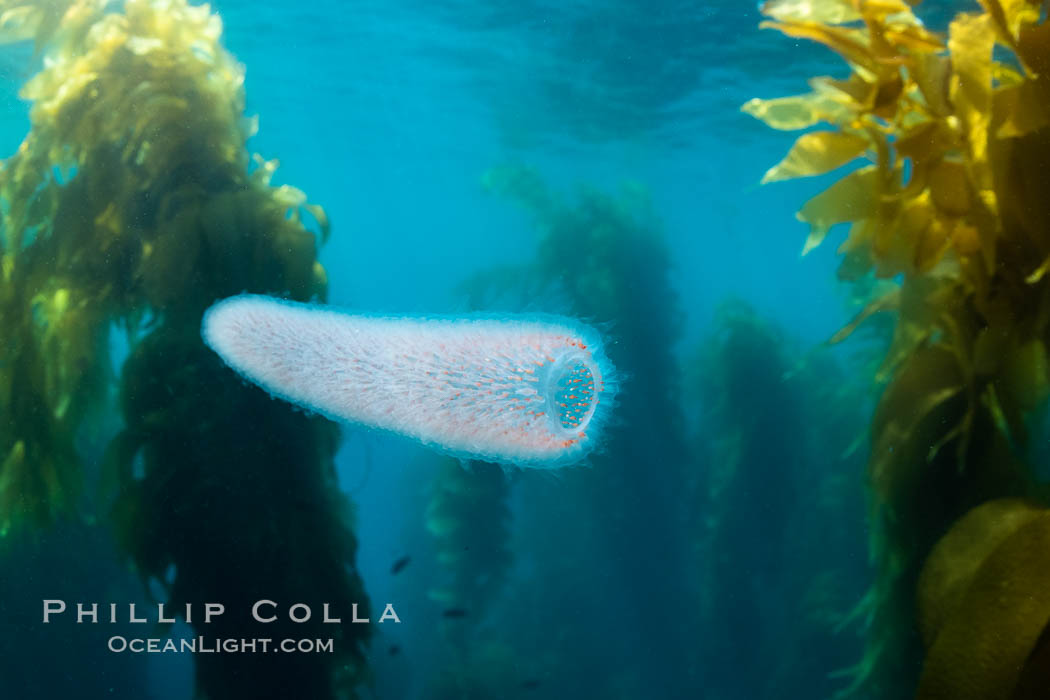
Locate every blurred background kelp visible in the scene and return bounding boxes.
[4,0,1045,699]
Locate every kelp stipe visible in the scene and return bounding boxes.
[749,0,1050,695]
[0,1,367,697]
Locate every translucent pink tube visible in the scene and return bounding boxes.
[202,295,617,468]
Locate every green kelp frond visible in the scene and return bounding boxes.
[2,0,327,312]
[0,1,367,696]
[749,0,1050,695]
[0,0,329,534]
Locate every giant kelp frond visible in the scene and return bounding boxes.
[0,0,366,697]
[749,0,1050,695]
[749,0,1027,279]
[0,0,328,534]
[2,0,327,310]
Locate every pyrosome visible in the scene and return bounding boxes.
[201,295,617,468]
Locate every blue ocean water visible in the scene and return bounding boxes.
[0,0,987,698]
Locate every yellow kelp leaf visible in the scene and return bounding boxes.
[949,220,981,256]
[917,510,1050,700]
[896,121,953,170]
[974,325,1014,374]
[762,131,869,183]
[871,198,919,277]
[869,340,967,492]
[928,159,973,216]
[1002,340,1050,410]
[1018,22,1050,77]
[994,81,1050,138]
[978,0,1040,45]
[0,5,39,43]
[741,92,851,129]
[761,20,878,74]
[917,499,1044,650]
[304,203,330,244]
[915,216,952,272]
[948,12,995,209]
[761,0,861,24]
[872,277,946,382]
[273,184,307,209]
[837,216,873,254]
[837,222,874,280]
[797,165,880,254]
[984,380,1026,445]
[829,285,899,344]
[911,52,953,117]
[871,73,904,118]
[250,154,279,186]
[312,260,328,295]
[1026,255,1050,284]
[883,22,945,53]
[992,62,1024,86]
[813,73,876,105]
[858,0,913,18]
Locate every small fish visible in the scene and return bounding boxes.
[390,555,411,575]
[388,644,401,656]
[521,680,540,690]
[442,608,468,619]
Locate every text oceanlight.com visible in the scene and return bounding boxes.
[108,637,336,654]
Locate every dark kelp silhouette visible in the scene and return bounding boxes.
[457,165,692,697]
[691,300,869,699]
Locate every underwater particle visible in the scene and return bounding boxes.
[441,608,468,619]
[201,295,616,468]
